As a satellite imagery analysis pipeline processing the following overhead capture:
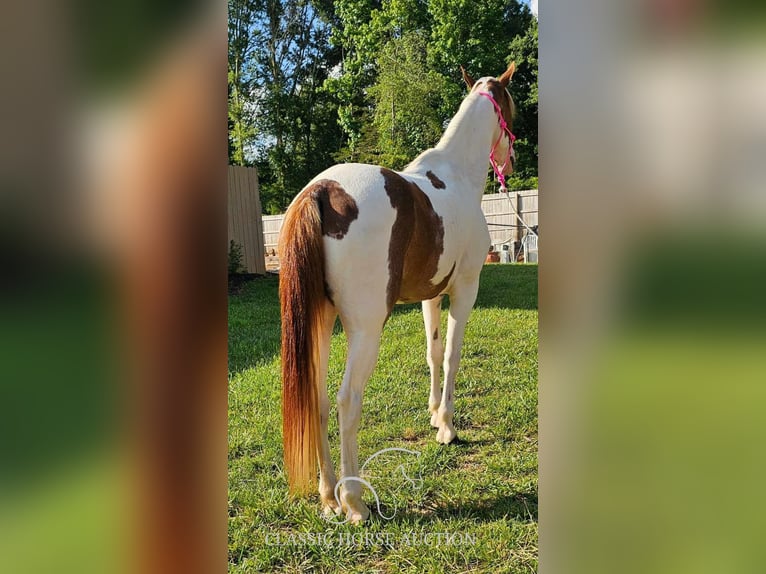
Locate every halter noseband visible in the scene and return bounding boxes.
[477,90,516,192]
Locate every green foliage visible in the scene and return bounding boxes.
[366,32,448,169]
[507,174,539,192]
[507,17,538,182]
[228,0,258,167]
[427,0,530,76]
[228,240,244,275]
[228,0,344,213]
[329,0,537,186]
[230,0,538,210]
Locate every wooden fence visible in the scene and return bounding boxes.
[262,190,538,267]
[262,214,284,258]
[482,190,538,247]
[228,166,266,274]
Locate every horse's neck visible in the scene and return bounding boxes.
[408,95,497,198]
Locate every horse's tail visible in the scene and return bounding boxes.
[278,191,326,495]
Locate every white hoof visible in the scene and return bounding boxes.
[346,506,370,525]
[342,500,370,524]
[436,424,457,444]
[321,496,341,517]
[340,494,370,525]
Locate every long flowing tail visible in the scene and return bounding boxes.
[279,191,326,495]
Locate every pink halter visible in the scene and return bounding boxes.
[477,90,516,192]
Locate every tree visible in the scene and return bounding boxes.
[427,0,530,77]
[328,0,536,188]
[505,16,538,188]
[227,0,344,212]
[228,0,539,211]
[366,31,448,169]
[228,0,258,166]
[427,0,535,190]
[252,0,342,211]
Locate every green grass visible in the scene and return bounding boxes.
[228,264,538,573]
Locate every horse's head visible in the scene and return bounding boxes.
[461,62,517,175]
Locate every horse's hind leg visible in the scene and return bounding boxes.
[436,279,480,444]
[317,301,339,515]
[336,326,383,524]
[422,296,444,427]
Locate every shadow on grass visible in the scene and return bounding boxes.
[444,435,496,447]
[388,489,538,524]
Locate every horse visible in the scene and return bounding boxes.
[278,62,518,524]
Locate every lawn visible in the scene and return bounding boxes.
[228,264,538,573]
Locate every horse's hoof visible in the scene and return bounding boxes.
[340,496,370,524]
[436,425,457,444]
[346,505,370,525]
[430,411,439,428]
[321,497,341,517]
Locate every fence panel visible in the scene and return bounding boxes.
[482,191,538,247]
[228,166,266,274]
[262,215,284,256]
[260,189,538,267]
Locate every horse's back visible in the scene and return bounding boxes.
[291,162,485,324]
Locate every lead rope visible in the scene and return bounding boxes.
[476,91,537,261]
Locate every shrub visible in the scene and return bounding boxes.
[228,240,244,275]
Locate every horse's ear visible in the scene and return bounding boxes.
[460,66,475,89]
[499,61,516,87]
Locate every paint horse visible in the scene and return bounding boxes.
[279,63,517,524]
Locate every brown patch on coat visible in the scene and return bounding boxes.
[483,78,515,132]
[301,179,359,240]
[426,170,446,190]
[433,328,439,340]
[381,168,455,312]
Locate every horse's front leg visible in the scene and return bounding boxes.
[337,328,381,524]
[422,296,444,427]
[436,279,480,444]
